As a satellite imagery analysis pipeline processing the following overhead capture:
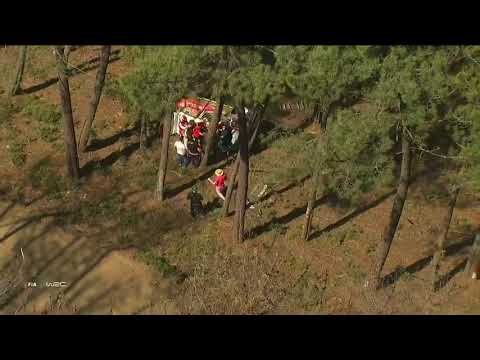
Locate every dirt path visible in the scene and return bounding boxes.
[0,200,178,314]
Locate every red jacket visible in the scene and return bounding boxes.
[192,126,204,139]
[214,175,226,188]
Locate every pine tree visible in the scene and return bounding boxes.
[116,46,204,201]
[225,51,283,241]
[54,46,80,180]
[222,101,267,217]
[10,46,27,96]
[427,46,480,287]
[367,46,458,289]
[78,45,111,153]
[276,46,379,240]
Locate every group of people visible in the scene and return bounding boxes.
[174,117,205,168]
[174,115,239,169]
[216,120,239,156]
[173,114,253,215]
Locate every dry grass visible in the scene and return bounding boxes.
[172,235,324,315]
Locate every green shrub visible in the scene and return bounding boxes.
[7,140,26,167]
[138,248,178,277]
[20,96,61,143]
[103,78,121,98]
[29,158,66,195]
[30,66,49,81]
[137,164,157,190]
[0,97,17,125]
[94,193,123,219]
[424,189,449,202]
[68,192,124,224]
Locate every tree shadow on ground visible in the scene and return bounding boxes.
[245,195,330,240]
[0,199,189,313]
[0,201,16,221]
[204,198,223,214]
[259,175,311,203]
[86,123,140,152]
[308,167,436,242]
[0,210,68,244]
[379,234,476,290]
[81,141,140,178]
[0,193,45,218]
[21,49,121,95]
[309,190,397,241]
[435,259,468,291]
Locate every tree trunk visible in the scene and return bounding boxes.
[64,45,72,73]
[200,96,224,168]
[466,234,480,279]
[246,106,258,127]
[223,159,240,217]
[247,107,263,147]
[319,105,330,129]
[222,102,266,217]
[233,105,249,243]
[140,117,146,151]
[54,46,80,180]
[311,104,319,123]
[430,185,460,290]
[373,130,411,289]
[78,45,111,153]
[302,111,328,241]
[157,116,172,202]
[145,119,150,146]
[10,45,27,96]
[302,187,318,241]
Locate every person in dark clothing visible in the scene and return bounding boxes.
[230,121,239,153]
[216,122,226,137]
[218,124,233,154]
[187,188,205,218]
[186,138,201,167]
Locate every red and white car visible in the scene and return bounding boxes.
[172,97,235,136]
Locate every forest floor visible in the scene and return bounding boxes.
[0,46,479,314]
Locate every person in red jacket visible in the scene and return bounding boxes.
[207,168,255,209]
[192,121,205,140]
[208,168,227,201]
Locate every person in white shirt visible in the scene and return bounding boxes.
[174,135,189,168]
[231,123,239,146]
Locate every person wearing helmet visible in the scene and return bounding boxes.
[208,168,227,201]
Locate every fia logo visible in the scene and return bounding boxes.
[26,282,37,288]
